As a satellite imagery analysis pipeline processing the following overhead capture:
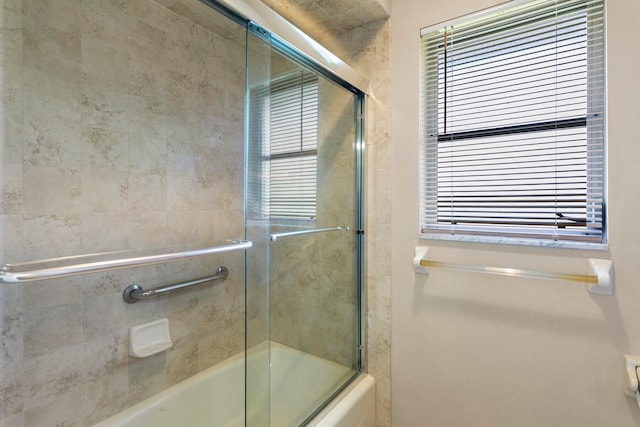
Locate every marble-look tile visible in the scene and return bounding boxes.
[126,17,169,69]
[128,135,168,176]
[0,311,23,371]
[127,351,167,403]
[23,302,82,359]
[22,0,81,35]
[81,212,131,253]
[164,109,199,143]
[166,175,198,211]
[127,211,168,250]
[24,389,83,427]
[0,365,23,419]
[166,212,200,246]
[80,269,132,298]
[22,166,81,215]
[81,37,129,88]
[81,82,129,133]
[81,169,128,214]
[197,317,244,371]
[80,0,129,49]
[82,335,129,425]
[0,165,22,215]
[0,27,23,168]
[0,413,24,427]
[23,344,84,409]
[22,102,82,169]
[128,59,167,104]
[22,22,80,73]
[128,173,167,211]
[167,141,198,177]
[0,215,23,263]
[166,340,198,386]
[82,292,127,342]
[82,127,129,172]
[22,214,82,261]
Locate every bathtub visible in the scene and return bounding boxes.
[93,341,375,427]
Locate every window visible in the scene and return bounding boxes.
[256,70,319,220]
[420,0,605,245]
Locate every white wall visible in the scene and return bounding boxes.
[391,0,640,425]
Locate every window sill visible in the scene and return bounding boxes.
[419,232,608,251]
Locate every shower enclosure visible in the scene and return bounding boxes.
[0,0,365,425]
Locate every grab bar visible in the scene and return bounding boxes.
[0,240,253,283]
[122,266,228,303]
[269,226,350,241]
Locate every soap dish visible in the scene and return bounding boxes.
[129,318,173,358]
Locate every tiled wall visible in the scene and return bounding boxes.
[0,0,248,425]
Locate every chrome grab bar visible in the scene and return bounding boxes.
[269,226,350,241]
[123,266,228,303]
[0,240,253,283]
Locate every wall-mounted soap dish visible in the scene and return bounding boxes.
[129,318,173,358]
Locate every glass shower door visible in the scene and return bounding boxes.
[246,38,363,425]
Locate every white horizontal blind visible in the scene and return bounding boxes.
[263,71,319,219]
[420,0,605,243]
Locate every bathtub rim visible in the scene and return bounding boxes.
[305,371,375,426]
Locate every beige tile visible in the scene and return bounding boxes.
[22,23,80,73]
[127,351,167,403]
[82,127,129,171]
[127,211,168,249]
[22,167,81,215]
[23,302,82,359]
[80,269,132,299]
[80,0,129,49]
[166,211,200,246]
[82,292,128,342]
[81,38,129,89]
[166,175,198,211]
[0,365,23,419]
[81,82,129,133]
[24,389,83,427]
[0,413,24,427]
[128,134,168,176]
[81,213,130,253]
[128,173,167,211]
[0,215,23,263]
[0,165,22,215]
[82,334,129,421]
[23,344,84,408]
[167,141,199,177]
[81,169,128,214]
[166,340,198,386]
[22,0,81,35]
[23,214,82,261]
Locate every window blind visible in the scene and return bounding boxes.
[420,0,605,244]
[262,71,319,219]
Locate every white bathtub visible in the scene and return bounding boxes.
[93,341,375,427]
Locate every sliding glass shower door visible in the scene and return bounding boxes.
[245,28,364,426]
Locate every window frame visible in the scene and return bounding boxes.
[419,0,607,249]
